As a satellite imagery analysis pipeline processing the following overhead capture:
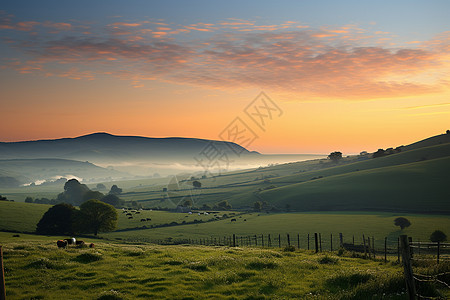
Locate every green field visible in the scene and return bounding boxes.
[2,201,448,250]
[2,232,439,300]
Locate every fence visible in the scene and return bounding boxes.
[400,235,450,300]
[144,232,419,262]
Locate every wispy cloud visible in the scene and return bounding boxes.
[1,12,449,100]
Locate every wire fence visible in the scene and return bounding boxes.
[400,236,450,299]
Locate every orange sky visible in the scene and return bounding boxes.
[0,2,449,154]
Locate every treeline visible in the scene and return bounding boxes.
[24,179,140,209]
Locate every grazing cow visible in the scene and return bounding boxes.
[89,243,95,248]
[140,218,146,222]
[146,218,151,221]
[57,240,68,248]
[135,211,140,214]
[231,219,237,222]
[126,213,132,216]
[76,241,86,248]
[244,219,247,221]
[128,216,133,219]
[64,238,76,245]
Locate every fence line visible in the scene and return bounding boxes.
[400,235,450,300]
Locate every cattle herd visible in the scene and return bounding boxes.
[56,237,94,249]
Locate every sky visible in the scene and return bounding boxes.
[0,0,449,154]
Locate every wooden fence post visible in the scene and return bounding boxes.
[307,234,310,250]
[384,237,387,263]
[372,236,377,259]
[255,235,257,246]
[367,237,371,259]
[314,233,319,253]
[363,235,367,258]
[233,234,236,247]
[287,234,290,247]
[330,233,333,252]
[397,237,400,263]
[319,233,322,252]
[278,234,281,248]
[297,234,300,249]
[437,241,440,264]
[400,235,416,300]
[352,235,354,245]
[0,246,6,300]
[261,234,264,247]
[339,233,343,247]
[268,234,271,247]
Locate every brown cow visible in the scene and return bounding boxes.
[57,240,68,248]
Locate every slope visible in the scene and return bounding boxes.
[260,156,450,214]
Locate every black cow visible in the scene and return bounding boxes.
[57,240,68,248]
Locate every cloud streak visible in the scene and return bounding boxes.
[1,12,449,100]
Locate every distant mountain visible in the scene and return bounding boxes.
[0,132,255,163]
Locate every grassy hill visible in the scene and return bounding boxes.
[4,231,445,300]
[260,156,450,213]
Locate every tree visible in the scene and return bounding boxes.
[394,217,411,230]
[216,200,231,210]
[254,201,262,211]
[202,203,211,210]
[109,184,122,195]
[328,151,342,162]
[192,180,202,189]
[36,203,77,235]
[101,194,124,208]
[96,183,107,190]
[373,149,386,158]
[82,190,104,203]
[76,199,118,236]
[25,196,34,203]
[430,230,447,242]
[57,179,90,206]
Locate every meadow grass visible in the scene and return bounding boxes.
[0,232,422,300]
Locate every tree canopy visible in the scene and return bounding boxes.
[192,180,202,189]
[76,199,118,236]
[109,184,123,195]
[101,194,124,208]
[36,203,77,235]
[430,230,447,242]
[328,151,342,162]
[394,217,411,230]
[57,179,90,206]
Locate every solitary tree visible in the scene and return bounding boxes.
[328,151,342,162]
[192,180,202,189]
[76,199,118,236]
[36,203,77,235]
[430,230,447,242]
[394,217,411,230]
[25,196,34,203]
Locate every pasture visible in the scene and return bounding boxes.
[1,232,414,299]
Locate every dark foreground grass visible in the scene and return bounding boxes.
[4,233,448,300]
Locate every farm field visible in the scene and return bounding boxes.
[0,232,418,300]
[1,201,448,250]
